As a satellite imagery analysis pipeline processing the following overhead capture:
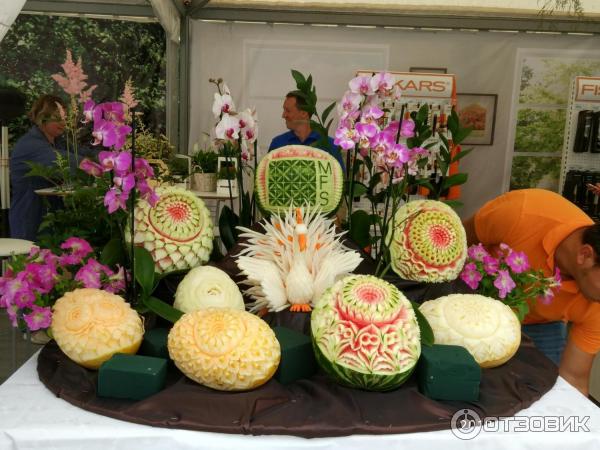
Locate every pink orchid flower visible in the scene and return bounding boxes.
[337,91,362,116]
[79,158,104,177]
[104,188,129,214]
[334,126,358,150]
[370,72,395,94]
[349,75,374,95]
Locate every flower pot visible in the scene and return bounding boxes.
[216,178,237,195]
[192,172,217,192]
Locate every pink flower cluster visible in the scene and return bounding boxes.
[0,238,126,332]
[334,72,429,182]
[80,150,158,214]
[51,49,96,102]
[460,243,562,320]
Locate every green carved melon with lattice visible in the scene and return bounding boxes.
[386,199,467,283]
[256,145,344,215]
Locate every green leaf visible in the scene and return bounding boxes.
[416,104,429,124]
[143,296,183,324]
[133,246,156,295]
[352,181,367,197]
[452,128,473,145]
[321,101,336,124]
[441,172,468,191]
[411,301,434,346]
[439,133,450,151]
[100,238,126,267]
[450,146,474,163]
[414,178,435,191]
[447,109,460,134]
[219,205,239,250]
[291,69,306,89]
[349,209,373,248]
[442,199,464,209]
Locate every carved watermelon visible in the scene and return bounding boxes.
[387,199,467,282]
[311,274,421,391]
[126,186,214,273]
[255,145,344,215]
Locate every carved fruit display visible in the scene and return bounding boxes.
[168,308,280,391]
[387,199,467,282]
[51,288,144,369]
[311,275,421,391]
[173,265,244,313]
[127,186,213,273]
[419,293,521,368]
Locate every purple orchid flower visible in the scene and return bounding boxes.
[104,187,129,214]
[334,126,358,150]
[82,100,96,124]
[79,158,104,177]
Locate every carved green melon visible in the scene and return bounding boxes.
[311,274,421,391]
[387,200,467,283]
[256,145,344,215]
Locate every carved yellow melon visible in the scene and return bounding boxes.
[168,308,280,391]
[51,288,144,369]
[419,294,521,368]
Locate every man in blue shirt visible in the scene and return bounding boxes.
[268,92,345,169]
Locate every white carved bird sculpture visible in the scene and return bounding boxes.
[236,207,363,313]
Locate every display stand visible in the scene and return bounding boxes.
[559,76,600,220]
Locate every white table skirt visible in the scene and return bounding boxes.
[1,352,599,450]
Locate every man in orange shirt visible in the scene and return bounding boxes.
[463,189,600,396]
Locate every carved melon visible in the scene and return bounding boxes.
[419,294,521,368]
[168,308,280,391]
[387,199,467,282]
[127,186,213,274]
[51,288,144,369]
[255,145,344,215]
[311,275,421,391]
[173,265,244,313]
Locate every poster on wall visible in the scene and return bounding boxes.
[457,93,497,145]
[507,50,600,192]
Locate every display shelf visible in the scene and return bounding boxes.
[559,76,600,192]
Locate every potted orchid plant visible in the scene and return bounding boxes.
[291,70,473,276]
[209,77,259,250]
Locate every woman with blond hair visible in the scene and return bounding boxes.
[9,94,69,241]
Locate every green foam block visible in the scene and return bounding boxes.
[272,326,317,385]
[138,327,170,359]
[98,353,167,401]
[417,344,481,402]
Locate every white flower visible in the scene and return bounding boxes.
[215,113,240,141]
[212,92,236,119]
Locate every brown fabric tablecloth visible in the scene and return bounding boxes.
[37,333,557,438]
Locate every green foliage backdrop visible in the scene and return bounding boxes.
[0,14,166,139]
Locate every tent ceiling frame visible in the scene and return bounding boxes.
[192,6,600,34]
[22,1,156,18]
